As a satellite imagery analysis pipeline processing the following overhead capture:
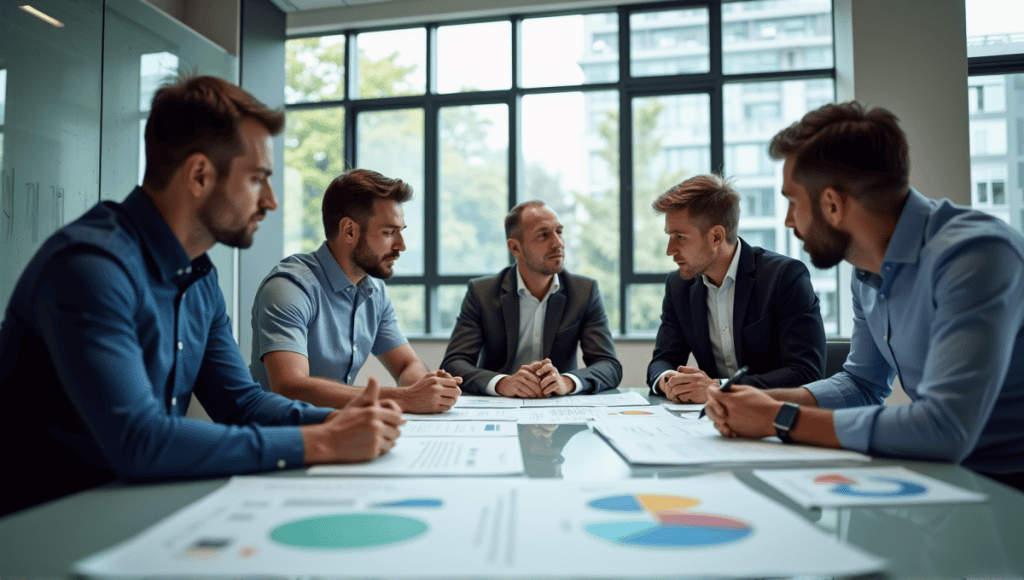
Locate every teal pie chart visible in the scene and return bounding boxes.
[585,494,752,548]
[270,514,428,549]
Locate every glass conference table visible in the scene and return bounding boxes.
[2,391,1023,579]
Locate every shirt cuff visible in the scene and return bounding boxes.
[652,370,672,395]
[804,377,849,409]
[564,372,584,394]
[486,374,507,396]
[831,406,883,454]
[263,426,308,470]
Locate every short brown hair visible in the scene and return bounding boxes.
[768,101,909,215]
[322,169,413,240]
[505,200,546,241]
[143,74,285,191]
[653,174,740,244]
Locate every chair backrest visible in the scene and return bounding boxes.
[825,340,851,377]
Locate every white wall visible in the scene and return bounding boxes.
[834,0,970,205]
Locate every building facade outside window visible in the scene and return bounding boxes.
[966,0,1024,232]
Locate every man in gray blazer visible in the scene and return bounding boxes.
[442,201,622,396]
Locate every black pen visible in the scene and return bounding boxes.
[698,365,749,419]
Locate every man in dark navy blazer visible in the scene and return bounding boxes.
[442,201,622,397]
[647,174,825,403]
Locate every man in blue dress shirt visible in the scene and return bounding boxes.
[704,102,1024,491]
[250,169,462,413]
[0,75,404,516]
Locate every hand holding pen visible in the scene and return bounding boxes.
[697,365,749,419]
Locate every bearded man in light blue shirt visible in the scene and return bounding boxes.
[704,102,1024,492]
[250,169,461,413]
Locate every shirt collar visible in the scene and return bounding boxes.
[703,241,741,290]
[315,241,367,295]
[121,187,208,285]
[879,188,932,267]
[516,263,560,300]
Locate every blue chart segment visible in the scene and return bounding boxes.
[816,475,927,498]
[585,494,752,548]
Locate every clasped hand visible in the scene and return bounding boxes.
[496,358,575,398]
[400,369,463,414]
[660,365,718,403]
[306,375,405,464]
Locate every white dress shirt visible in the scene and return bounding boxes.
[656,243,741,391]
[485,265,583,395]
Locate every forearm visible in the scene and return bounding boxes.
[766,386,820,407]
[787,406,841,449]
[396,359,430,386]
[273,374,364,408]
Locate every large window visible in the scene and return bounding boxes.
[284,0,837,337]
[966,0,1024,232]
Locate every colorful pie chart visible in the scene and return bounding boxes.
[814,474,927,497]
[585,494,752,547]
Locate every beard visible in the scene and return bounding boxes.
[521,250,564,276]
[353,233,399,279]
[798,203,851,269]
[200,180,261,249]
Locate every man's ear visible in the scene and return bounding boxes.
[182,153,217,200]
[820,186,847,227]
[339,217,360,246]
[507,237,521,259]
[708,224,726,247]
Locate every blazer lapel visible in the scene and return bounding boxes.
[732,240,755,362]
[543,281,567,359]
[500,268,520,372]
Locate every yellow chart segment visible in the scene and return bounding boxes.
[636,494,700,512]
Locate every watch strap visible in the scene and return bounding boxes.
[773,402,800,443]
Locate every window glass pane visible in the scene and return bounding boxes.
[628,284,664,335]
[521,92,620,330]
[631,8,708,76]
[438,104,509,274]
[966,0,1024,58]
[355,28,426,98]
[357,109,425,276]
[283,107,344,256]
[436,22,510,93]
[286,35,345,104]
[722,0,833,74]
[724,78,837,330]
[386,285,424,335]
[968,74,1022,232]
[523,13,617,88]
[633,94,711,274]
[434,284,468,336]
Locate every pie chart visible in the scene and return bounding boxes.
[814,474,927,497]
[584,494,752,547]
[270,514,428,549]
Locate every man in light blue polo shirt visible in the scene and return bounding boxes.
[251,169,461,413]
[704,102,1024,491]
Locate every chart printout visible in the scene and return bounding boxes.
[74,474,884,579]
[307,437,525,476]
[754,466,989,508]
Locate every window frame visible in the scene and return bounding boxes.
[284,0,838,337]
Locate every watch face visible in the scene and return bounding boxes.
[774,403,799,431]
